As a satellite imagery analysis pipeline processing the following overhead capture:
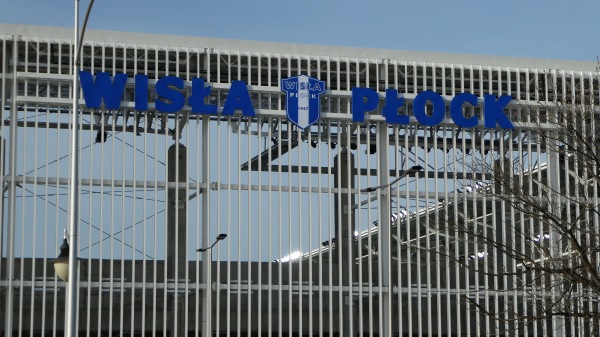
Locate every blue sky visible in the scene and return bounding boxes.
[1,1,599,61]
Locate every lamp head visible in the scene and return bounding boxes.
[197,233,228,252]
[53,235,70,282]
[57,236,69,258]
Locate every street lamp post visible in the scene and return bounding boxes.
[197,233,227,337]
[64,1,82,335]
[361,127,423,337]
[55,2,95,337]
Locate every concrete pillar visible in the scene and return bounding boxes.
[167,143,187,337]
[334,147,356,336]
[167,142,187,278]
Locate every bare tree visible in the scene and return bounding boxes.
[441,73,600,336]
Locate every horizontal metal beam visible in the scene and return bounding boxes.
[6,175,201,190]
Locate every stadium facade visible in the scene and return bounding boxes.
[0,24,599,337]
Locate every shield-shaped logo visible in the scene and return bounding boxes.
[281,75,326,129]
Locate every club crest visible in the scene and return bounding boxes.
[281,75,326,129]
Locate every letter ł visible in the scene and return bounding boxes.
[188,78,217,115]
[382,89,409,125]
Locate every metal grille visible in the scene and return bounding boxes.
[1,25,599,337]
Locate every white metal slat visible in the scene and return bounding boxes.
[458,63,468,337]
[118,44,126,337]
[591,74,600,335]
[266,114,273,336]
[253,54,263,337]
[183,94,191,337]
[107,41,115,337]
[85,47,93,337]
[130,44,139,337]
[0,36,5,300]
[442,88,453,337]
[432,79,442,336]
[153,46,163,337]
[319,59,328,337]
[422,63,432,337]
[172,48,179,337]
[19,41,31,337]
[246,81,253,334]
[3,39,19,337]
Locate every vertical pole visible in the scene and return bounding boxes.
[66,1,80,336]
[201,115,211,337]
[548,109,564,337]
[3,35,19,337]
[0,37,8,307]
[547,71,564,337]
[378,123,392,337]
[0,136,5,273]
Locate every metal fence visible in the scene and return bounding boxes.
[1,24,599,337]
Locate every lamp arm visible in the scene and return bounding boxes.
[197,239,219,252]
[75,0,95,67]
[360,171,409,193]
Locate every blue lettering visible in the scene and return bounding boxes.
[134,74,148,111]
[382,89,409,125]
[352,88,379,122]
[484,94,514,129]
[188,78,217,115]
[413,91,445,126]
[284,82,297,91]
[79,71,127,109]
[79,72,514,129]
[155,76,185,113]
[289,81,325,92]
[222,80,255,116]
[450,93,479,128]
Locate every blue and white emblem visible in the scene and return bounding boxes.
[281,75,326,129]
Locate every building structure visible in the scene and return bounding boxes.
[0,24,599,336]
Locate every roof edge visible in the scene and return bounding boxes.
[1,24,597,73]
